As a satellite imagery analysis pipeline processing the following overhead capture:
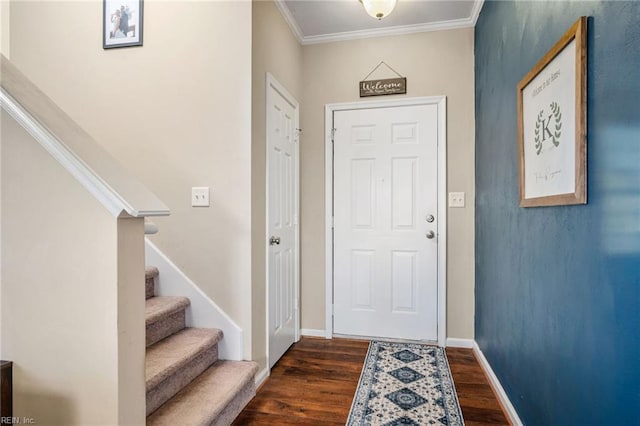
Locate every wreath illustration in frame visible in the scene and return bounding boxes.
[517,17,587,207]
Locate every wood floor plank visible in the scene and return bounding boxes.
[233,337,509,425]
[447,348,510,425]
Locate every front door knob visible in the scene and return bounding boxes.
[425,231,435,239]
[269,236,281,246]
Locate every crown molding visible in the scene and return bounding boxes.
[274,0,304,44]
[301,17,475,45]
[471,0,485,26]
[274,0,485,46]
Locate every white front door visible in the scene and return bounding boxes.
[267,75,299,367]
[333,104,439,341]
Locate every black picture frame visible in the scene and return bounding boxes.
[103,0,143,49]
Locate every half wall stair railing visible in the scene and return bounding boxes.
[0,53,170,424]
[0,54,170,219]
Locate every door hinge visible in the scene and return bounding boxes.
[330,128,336,142]
[331,216,335,228]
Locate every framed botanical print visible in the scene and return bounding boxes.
[517,17,587,207]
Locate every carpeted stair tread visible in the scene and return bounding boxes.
[146,360,259,426]
[146,327,223,390]
[146,266,159,280]
[145,266,159,299]
[143,267,256,423]
[146,296,190,345]
[145,296,190,326]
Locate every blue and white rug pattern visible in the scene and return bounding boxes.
[347,340,464,426]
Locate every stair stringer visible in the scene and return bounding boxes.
[145,238,243,361]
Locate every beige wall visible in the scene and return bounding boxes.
[301,29,476,339]
[117,216,146,425]
[1,110,146,425]
[251,0,302,370]
[0,1,5,352]
[9,1,254,357]
[0,0,8,57]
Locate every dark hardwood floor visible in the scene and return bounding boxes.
[233,337,509,425]
[446,347,510,426]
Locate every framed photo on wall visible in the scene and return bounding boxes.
[103,0,143,49]
[517,17,587,207]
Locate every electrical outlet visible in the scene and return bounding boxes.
[448,192,465,208]
[191,187,210,207]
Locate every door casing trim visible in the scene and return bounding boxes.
[324,96,447,346]
[266,73,300,369]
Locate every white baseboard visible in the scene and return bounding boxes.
[445,338,474,348]
[472,342,523,426]
[301,328,328,338]
[255,366,270,388]
[145,238,244,361]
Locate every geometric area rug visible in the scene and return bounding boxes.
[347,340,464,425]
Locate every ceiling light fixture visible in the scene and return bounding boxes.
[360,0,397,20]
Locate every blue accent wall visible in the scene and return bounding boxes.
[475,1,640,424]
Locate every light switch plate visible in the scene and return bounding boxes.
[191,187,210,207]
[449,192,465,208]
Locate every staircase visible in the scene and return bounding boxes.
[145,267,258,425]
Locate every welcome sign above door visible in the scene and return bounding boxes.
[360,78,407,97]
[359,61,407,97]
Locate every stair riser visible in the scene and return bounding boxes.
[145,276,155,299]
[146,345,219,416]
[147,311,186,347]
[212,378,256,426]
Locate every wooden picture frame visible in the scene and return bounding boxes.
[517,17,587,207]
[103,0,143,49]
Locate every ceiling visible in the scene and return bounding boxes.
[275,0,484,45]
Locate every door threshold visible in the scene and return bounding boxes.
[333,333,439,346]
